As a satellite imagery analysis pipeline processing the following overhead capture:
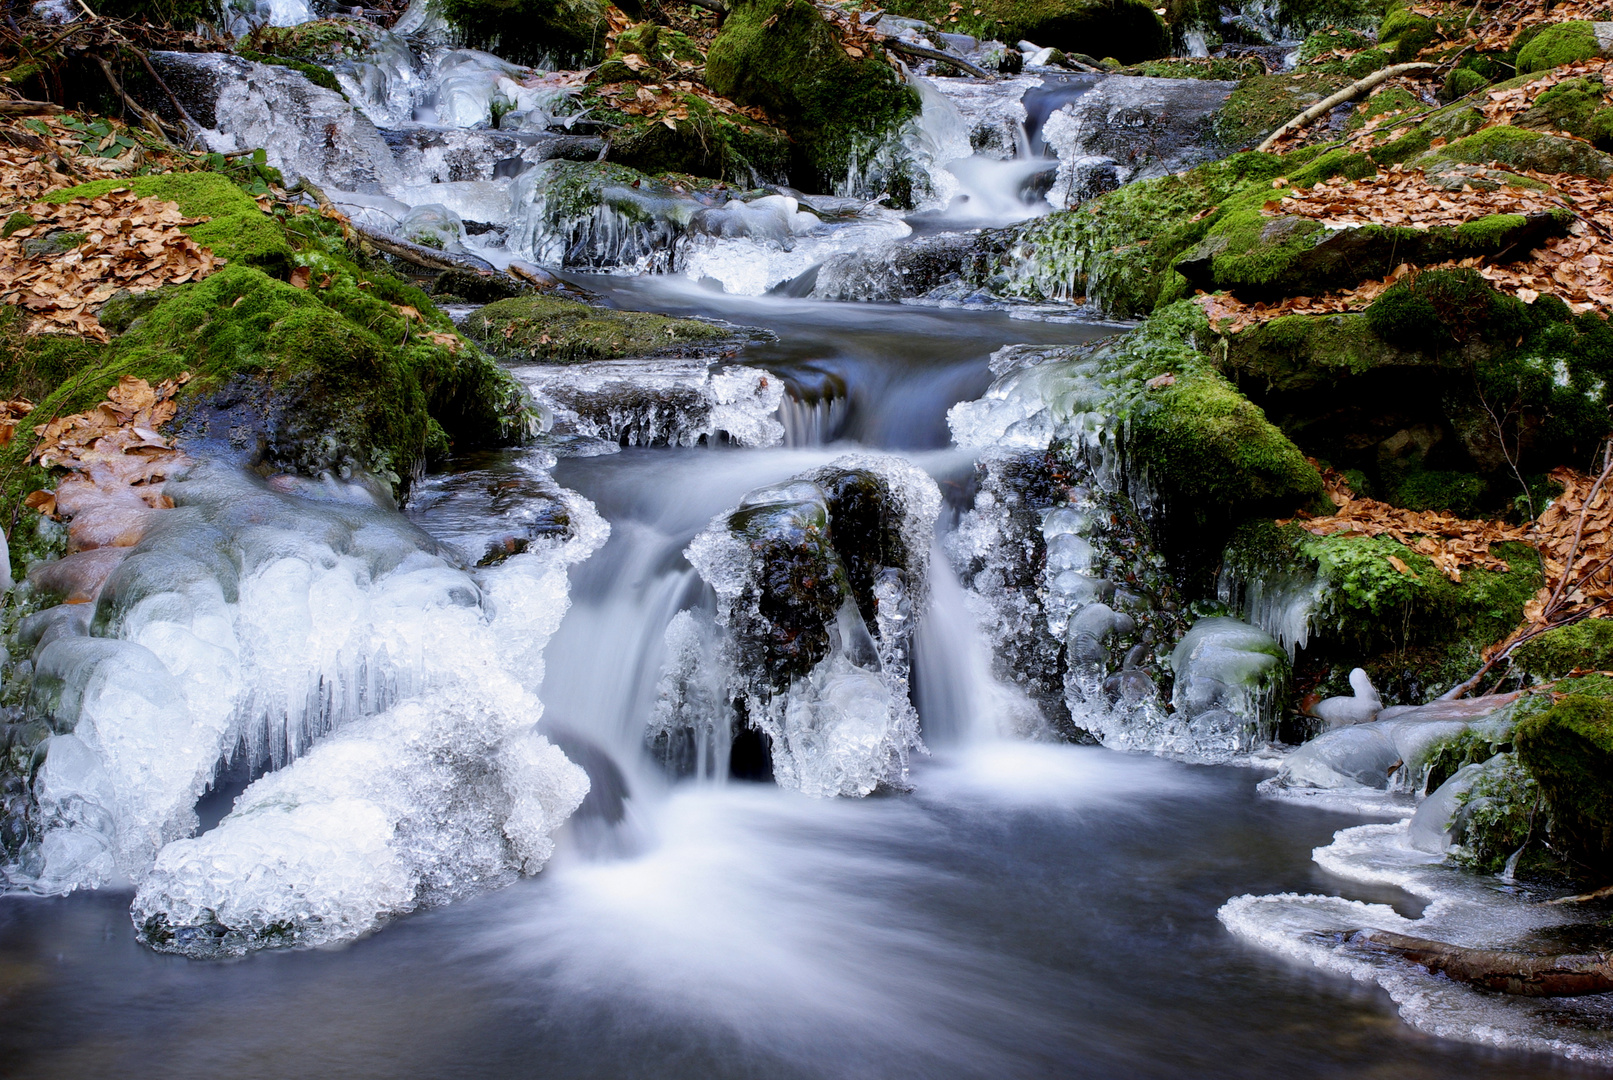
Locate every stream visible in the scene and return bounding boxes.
[2,7,1609,1073]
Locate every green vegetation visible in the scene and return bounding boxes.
[1517,689,1613,871]
[705,0,920,194]
[461,295,739,362]
[1514,619,1613,681]
[1515,20,1604,74]
[85,0,220,26]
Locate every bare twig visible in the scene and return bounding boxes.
[1255,62,1441,153]
[884,38,993,79]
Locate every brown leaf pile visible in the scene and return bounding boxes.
[594,78,773,126]
[1274,162,1577,229]
[28,373,192,507]
[0,115,157,216]
[1281,461,1532,581]
[1514,463,1613,629]
[0,189,225,341]
[1480,57,1612,127]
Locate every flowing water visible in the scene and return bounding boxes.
[0,284,1594,1078]
[1,22,1605,1074]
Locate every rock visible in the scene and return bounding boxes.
[1515,21,1613,75]
[1516,691,1613,871]
[461,295,755,363]
[704,0,921,194]
[429,267,530,305]
[1311,667,1381,727]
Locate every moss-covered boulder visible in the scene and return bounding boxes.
[704,0,920,193]
[437,0,609,67]
[1513,75,1613,151]
[1177,206,1569,301]
[1377,4,1440,61]
[1516,691,1613,871]
[1515,619,1613,681]
[461,295,745,362]
[48,172,295,278]
[1515,20,1613,75]
[1213,72,1352,150]
[1413,125,1613,179]
[5,173,527,501]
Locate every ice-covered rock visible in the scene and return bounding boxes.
[682,456,941,796]
[513,359,786,451]
[1407,760,1488,853]
[5,461,608,957]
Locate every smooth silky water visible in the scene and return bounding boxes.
[0,290,1588,1079]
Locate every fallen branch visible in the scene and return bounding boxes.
[351,221,502,275]
[92,54,171,142]
[884,38,994,79]
[0,99,65,115]
[1546,883,1613,905]
[1355,928,1613,996]
[1255,62,1441,153]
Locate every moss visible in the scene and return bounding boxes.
[598,91,791,185]
[1452,752,1548,874]
[1441,66,1491,102]
[1516,20,1604,75]
[1213,72,1353,149]
[1348,86,1422,130]
[1377,6,1439,62]
[437,0,606,66]
[1365,267,1531,350]
[996,151,1288,314]
[1132,367,1324,508]
[880,0,1168,61]
[1415,124,1613,179]
[462,294,737,362]
[1515,619,1613,681]
[241,17,378,60]
[1514,76,1613,151]
[1121,56,1266,80]
[705,0,920,193]
[46,172,295,277]
[235,51,341,93]
[1,213,33,239]
[1516,693,1613,871]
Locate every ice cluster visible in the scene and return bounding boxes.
[6,462,605,956]
[678,455,941,796]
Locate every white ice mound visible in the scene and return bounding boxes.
[131,693,588,957]
[683,454,941,796]
[9,462,607,956]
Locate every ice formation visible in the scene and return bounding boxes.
[1221,819,1613,1062]
[6,462,605,956]
[513,358,786,451]
[681,455,941,796]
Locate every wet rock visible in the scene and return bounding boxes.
[462,295,758,363]
[430,267,530,305]
[1516,691,1613,872]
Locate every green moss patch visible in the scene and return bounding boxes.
[46,172,295,277]
[1515,619,1613,680]
[462,295,742,362]
[704,0,920,193]
[1414,124,1613,179]
[1517,691,1613,871]
[1516,20,1606,74]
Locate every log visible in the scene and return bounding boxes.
[0,100,65,115]
[1254,62,1440,153]
[352,221,501,274]
[1355,929,1613,996]
[884,39,994,79]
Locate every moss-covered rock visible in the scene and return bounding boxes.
[1515,20,1611,75]
[1515,619,1613,681]
[5,176,528,500]
[1413,124,1613,179]
[704,0,920,193]
[47,172,295,278]
[1440,66,1491,103]
[1213,72,1353,150]
[89,0,220,26]
[1513,75,1613,151]
[437,0,608,67]
[461,295,744,362]
[1377,5,1440,61]
[1516,690,1613,871]
[1179,203,1570,301]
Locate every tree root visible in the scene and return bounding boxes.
[1254,62,1440,154]
[1355,929,1613,996]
